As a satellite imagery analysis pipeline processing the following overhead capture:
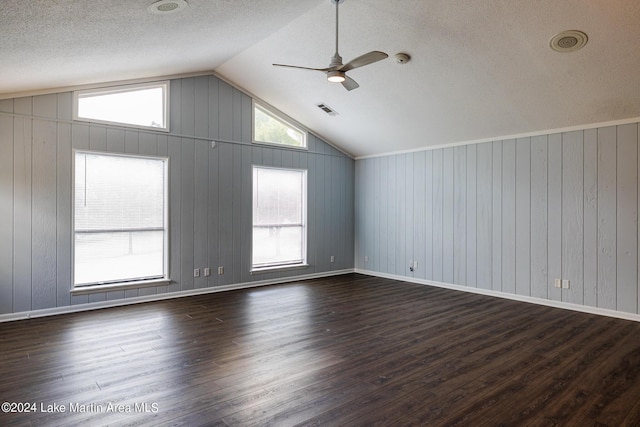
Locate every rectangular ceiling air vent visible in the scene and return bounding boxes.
[316,103,338,116]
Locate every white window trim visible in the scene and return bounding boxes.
[250,165,308,273]
[71,150,170,291]
[73,81,170,132]
[70,278,171,295]
[250,263,309,275]
[252,100,308,149]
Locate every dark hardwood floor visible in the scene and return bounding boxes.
[2,273,640,426]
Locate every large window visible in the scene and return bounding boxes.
[253,102,307,148]
[252,166,307,270]
[74,151,169,287]
[74,81,169,131]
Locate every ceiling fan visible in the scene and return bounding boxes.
[273,0,388,91]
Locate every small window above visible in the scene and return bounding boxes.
[74,81,169,131]
[253,102,307,149]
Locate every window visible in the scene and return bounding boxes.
[74,151,169,287]
[252,166,307,270]
[74,81,169,130]
[253,102,307,148]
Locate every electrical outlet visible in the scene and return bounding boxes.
[204,267,211,277]
[218,266,224,275]
[562,279,570,289]
[555,279,562,288]
[194,268,200,278]
[330,255,335,263]
[364,256,368,263]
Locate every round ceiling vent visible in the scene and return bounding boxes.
[549,30,588,53]
[148,0,188,14]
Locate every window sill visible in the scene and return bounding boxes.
[70,278,171,295]
[250,264,309,275]
[73,117,170,133]
[252,140,308,151]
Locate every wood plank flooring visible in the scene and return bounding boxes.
[2,273,640,426]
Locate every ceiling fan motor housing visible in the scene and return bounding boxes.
[330,53,343,68]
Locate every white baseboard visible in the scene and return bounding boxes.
[0,269,354,323]
[7,268,637,324]
[355,269,640,323]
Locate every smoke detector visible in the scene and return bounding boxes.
[395,53,411,64]
[549,30,588,52]
[148,0,188,14]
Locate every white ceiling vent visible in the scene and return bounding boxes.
[550,30,588,52]
[148,0,188,14]
[317,103,339,116]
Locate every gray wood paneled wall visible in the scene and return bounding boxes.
[355,124,640,315]
[0,75,354,315]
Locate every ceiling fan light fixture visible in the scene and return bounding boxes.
[327,70,346,83]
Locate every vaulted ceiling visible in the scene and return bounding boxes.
[3,0,640,157]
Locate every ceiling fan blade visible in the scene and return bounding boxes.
[273,63,331,72]
[341,75,359,91]
[340,51,388,72]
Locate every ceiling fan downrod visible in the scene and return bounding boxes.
[328,0,345,80]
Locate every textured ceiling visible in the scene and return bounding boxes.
[0,0,318,93]
[2,0,640,157]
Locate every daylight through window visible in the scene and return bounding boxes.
[253,102,306,148]
[252,166,307,270]
[74,81,168,130]
[74,152,168,286]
